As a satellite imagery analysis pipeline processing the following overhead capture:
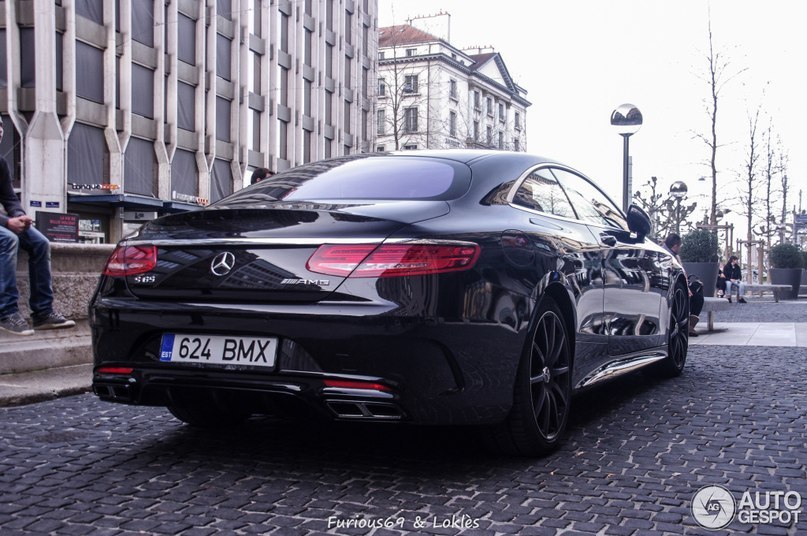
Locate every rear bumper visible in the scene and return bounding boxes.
[90,298,526,425]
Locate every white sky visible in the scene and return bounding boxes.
[379,0,807,237]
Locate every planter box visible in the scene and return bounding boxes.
[682,262,720,297]
[769,268,803,300]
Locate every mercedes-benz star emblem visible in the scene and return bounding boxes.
[210,251,236,276]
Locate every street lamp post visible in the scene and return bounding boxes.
[611,104,643,212]
[669,180,688,235]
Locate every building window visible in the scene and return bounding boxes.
[326,44,334,78]
[514,138,520,151]
[486,97,493,116]
[378,78,386,97]
[326,0,334,31]
[325,91,333,124]
[76,42,104,103]
[449,111,457,137]
[362,67,368,98]
[498,102,505,122]
[473,91,481,110]
[280,13,289,53]
[344,56,351,89]
[449,79,457,99]
[362,24,369,56]
[178,14,196,65]
[473,120,479,141]
[132,64,154,118]
[515,112,521,130]
[404,74,418,93]
[376,145,385,152]
[345,11,352,44]
[377,109,385,135]
[403,144,417,150]
[344,100,351,134]
[304,29,313,66]
[177,82,195,131]
[217,34,232,81]
[378,51,385,60]
[216,97,231,142]
[405,107,418,133]
[279,120,288,160]
[406,48,415,56]
[132,1,154,46]
[280,67,289,106]
[304,80,312,116]
[362,110,368,141]
[498,131,504,149]
[486,125,492,145]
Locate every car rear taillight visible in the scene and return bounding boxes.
[103,245,157,276]
[307,242,480,278]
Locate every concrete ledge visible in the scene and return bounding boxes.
[0,320,92,375]
[15,243,113,320]
[0,364,92,407]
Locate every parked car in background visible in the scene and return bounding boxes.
[90,150,688,456]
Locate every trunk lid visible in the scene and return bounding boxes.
[121,202,448,303]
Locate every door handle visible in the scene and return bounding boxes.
[599,233,617,247]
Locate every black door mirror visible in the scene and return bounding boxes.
[626,204,651,239]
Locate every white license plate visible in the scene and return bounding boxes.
[159,334,278,369]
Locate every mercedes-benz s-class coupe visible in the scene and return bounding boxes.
[90,150,688,456]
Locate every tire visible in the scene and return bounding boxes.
[491,297,573,457]
[167,401,250,428]
[652,281,689,378]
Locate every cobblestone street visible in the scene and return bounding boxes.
[1,342,806,535]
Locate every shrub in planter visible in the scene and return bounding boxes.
[769,243,803,299]
[769,243,804,269]
[679,228,720,296]
[679,228,719,263]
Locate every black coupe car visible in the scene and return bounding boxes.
[90,150,689,456]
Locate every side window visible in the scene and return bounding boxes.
[551,168,627,230]
[511,168,576,219]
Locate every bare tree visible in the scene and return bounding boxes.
[778,153,790,244]
[757,124,781,252]
[634,176,698,239]
[739,107,762,273]
[692,16,746,226]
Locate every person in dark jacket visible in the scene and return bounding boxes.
[663,233,704,336]
[250,167,273,185]
[0,121,75,335]
[722,256,747,303]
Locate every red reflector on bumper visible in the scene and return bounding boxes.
[323,379,391,392]
[97,367,134,375]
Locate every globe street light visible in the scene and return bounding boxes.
[669,180,688,235]
[611,104,643,213]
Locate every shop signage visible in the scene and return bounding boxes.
[172,191,209,206]
[69,183,120,191]
[123,211,157,222]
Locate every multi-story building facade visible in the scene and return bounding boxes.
[1,0,377,243]
[375,24,529,153]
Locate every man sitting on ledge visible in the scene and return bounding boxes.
[0,121,76,336]
[723,255,747,303]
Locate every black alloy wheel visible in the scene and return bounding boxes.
[492,297,572,457]
[652,282,689,377]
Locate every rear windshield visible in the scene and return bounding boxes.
[213,155,470,208]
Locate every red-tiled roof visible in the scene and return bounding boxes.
[378,25,442,47]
